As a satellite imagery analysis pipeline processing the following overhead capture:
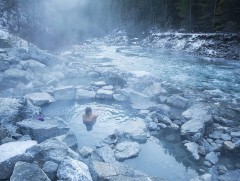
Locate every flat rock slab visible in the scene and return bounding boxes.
[25,92,55,106]
[205,152,219,165]
[17,118,69,143]
[118,119,148,143]
[184,142,200,160]
[96,146,116,163]
[57,156,92,181]
[10,161,50,181]
[114,141,141,161]
[76,89,95,100]
[53,86,75,100]
[0,140,37,179]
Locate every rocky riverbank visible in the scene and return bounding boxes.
[105,29,240,61]
[0,29,240,181]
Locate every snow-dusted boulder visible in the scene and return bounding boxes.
[0,140,37,179]
[96,89,113,99]
[42,161,58,180]
[76,89,95,100]
[3,68,26,80]
[25,92,55,106]
[54,86,75,100]
[114,141,141,161]
[57,156,92,181]
[10,161,50,181]
[0,98,24,125]
[26,138,80,164]
[21,59,46,72]
[117,119,148,143]
[181,104,212,142]
[184,142,200,160]
[167,94,188,108]
[17,118,69,143]
[96,146,116,163]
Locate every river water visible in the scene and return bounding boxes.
[43,41,240,181]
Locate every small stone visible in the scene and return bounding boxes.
[224,141,235,150]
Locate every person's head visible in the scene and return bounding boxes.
[85,107,92,116]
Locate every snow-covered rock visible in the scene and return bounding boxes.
[114,142,141,161]
[57,156,92,181]
[76,89,95,100]
[4,68,26,80]
[17,118,69,143]
[26,138,80,164]
[25,92,55,106]
[0,98,24,125]
[184,142,200,160]
[20,59,46,72]
[10,161,50,181]
[42,161,58,180]
[53,86,75,100]
[96,89,113,99]
[0,140,37,179]
[167,94,188,108]
[116,119,148,143]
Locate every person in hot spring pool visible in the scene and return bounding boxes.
[82,107,98,131]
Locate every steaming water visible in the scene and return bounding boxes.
[42,41,240,181]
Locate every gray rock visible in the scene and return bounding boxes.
[0,98,24,125]
[10,161,50,181]
[221,134,231,141]
[55,133,78,150]
[17,117,69,143]
[114,142,141,161]
[42,161,58,180]
[205,152,219,164]
[148,122,158,131]
[57,156,92,181]
[224,141,235,150]
[219,169,240,181]
[0,126,11,143]
[4,68,26,80]
[76,89,96,100]
[0,140,37,179]
[79,146,94,158]
[54,86,75,100]
[96,89,113,99]
[0,61,10,71]
[184,142,200,160]
[181,104,212,142]
[96,146,116,163]
[26,138,80,164]
[21,59,46,72]
[91,161,137,180]
[113,94,128,102]
[117,119,148,143]
[25,92,55,106]
[167,94,188,108]
[231,132,240,137]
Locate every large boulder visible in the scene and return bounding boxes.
[0,140,37,179]
[57,156,92,181]
[53,86,75,100]
[76,89,96,101]
[96,89,113,99]
[17,118,69,143]
[166,94,188,108]
[181,104,212,142]
[116,119,148,143]
[219,169,240,181]
[114,141,141,161]
[0,98,24,125]
[25,92,55,106]
[26,138,79,164]
[10,161,50,181]
[20,59,46,72]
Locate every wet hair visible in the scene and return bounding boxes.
[85,107,92,116]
